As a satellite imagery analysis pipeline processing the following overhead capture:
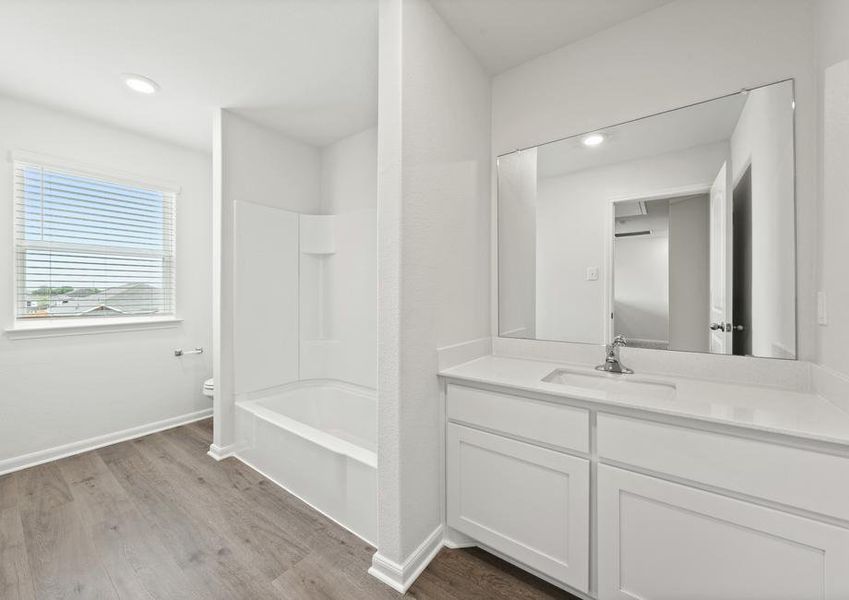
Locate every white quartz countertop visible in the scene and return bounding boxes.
[439,355,849,447]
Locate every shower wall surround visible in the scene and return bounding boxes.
[212,111,376,456]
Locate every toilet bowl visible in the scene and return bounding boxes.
[202,378,214,398]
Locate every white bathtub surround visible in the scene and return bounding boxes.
[234,380,377,543]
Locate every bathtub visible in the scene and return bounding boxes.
[234,381,377,543]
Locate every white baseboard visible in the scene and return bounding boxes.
[442,526,476,549]
[0,408,212,476]
[368,525,444,593]
[207,443,238,461]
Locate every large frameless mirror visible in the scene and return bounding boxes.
[497,79,796,359]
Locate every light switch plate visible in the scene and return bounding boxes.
[586,266,599,281]
[818,291,828,325]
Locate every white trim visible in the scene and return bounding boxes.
[10,149,181,194]
[442,526,476,549]
[0,407,211,476]
[207,442,238,461]
[368,525,444,593]
[5,316,183,339]
[234,454,376,547]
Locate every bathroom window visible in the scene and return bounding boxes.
[13,159,176,323]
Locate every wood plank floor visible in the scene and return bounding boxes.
[0,419,577,599]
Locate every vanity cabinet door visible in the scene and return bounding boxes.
[598,465,849,600]
[446,424,589,592]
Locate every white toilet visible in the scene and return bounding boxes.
[202,378,214,398]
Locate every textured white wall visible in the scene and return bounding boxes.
[376,0,491,564]
[815,1,849,376]
[0,95,212,464]
[493,0,818,361]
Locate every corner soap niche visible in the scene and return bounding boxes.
[299,214,338,379]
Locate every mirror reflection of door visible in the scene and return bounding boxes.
[496,79,796,359]
[732,165,753,356]
[613,193,710,352]
[709,163,731,354]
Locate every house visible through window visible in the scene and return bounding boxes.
[14,160,176,321]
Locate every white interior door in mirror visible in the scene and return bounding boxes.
[709,162,731,354]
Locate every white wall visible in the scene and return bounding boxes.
[497,148,537,338]
[213,110,321,450]
[815,1,849,376]
[614,235,669,344]
[668,195,710,352]
[376,0,491,566]
[535,142,727,344]
[320,127,378,389]
[0,94,212,467]
[493,0,818,360]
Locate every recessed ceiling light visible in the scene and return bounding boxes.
[122,74,159,95]
[582,133,605,147]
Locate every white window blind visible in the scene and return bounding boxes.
[14,160,176,321]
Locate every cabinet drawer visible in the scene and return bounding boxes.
[446,384,588,453]
[447,424,589,592]
[598,413,849,521]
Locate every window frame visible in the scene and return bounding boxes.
[8,151,180,335]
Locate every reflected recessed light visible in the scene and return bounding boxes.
[122,74,159,95]
[582,133,605,147]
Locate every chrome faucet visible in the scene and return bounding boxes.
[595,335,633,374]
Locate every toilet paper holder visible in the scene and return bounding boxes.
[174,347,204,357]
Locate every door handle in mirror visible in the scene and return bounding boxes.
[709,322,734,332]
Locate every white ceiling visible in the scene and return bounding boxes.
[429,0,674,74]
[0,0,680,153]
[0,0,378,152]
[536,91,749,179]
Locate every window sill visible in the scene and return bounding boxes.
[5,316,183,339]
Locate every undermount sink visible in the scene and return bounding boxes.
[542,368,677,401]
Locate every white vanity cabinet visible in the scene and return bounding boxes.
[445,384,590,593]
[443,378,849,600]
